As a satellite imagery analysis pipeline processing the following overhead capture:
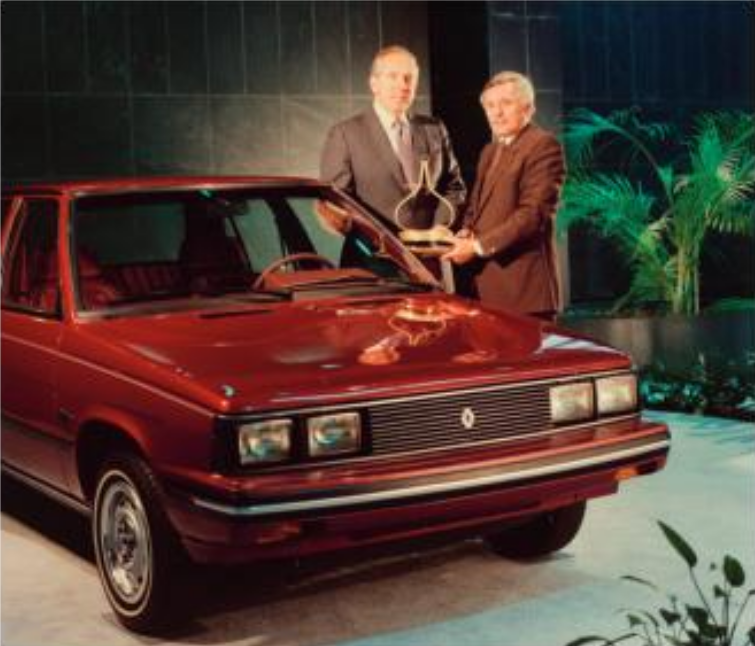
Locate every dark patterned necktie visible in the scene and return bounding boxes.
[394,121,418,187]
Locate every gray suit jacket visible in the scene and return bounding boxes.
[320,108,467,230]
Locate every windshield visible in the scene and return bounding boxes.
[71,185,435,312]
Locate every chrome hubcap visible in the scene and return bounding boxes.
[98,477,151,604]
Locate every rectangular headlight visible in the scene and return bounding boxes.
[550,382,595,424]
[596,374,638,415]
[238,419,292,465]
[307,412,361,458]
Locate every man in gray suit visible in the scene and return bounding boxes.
[320,46,466,231]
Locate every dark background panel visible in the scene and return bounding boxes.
[631,2,662,105]
[211,97,284,174]
[87,1,129,94]
[207,1,245,94]
[166,2,208,94]
[314,1,349,96]
[283,98,350,176]
[528,16,561,92]
[133,97,210,174]
[45,1,87,93]
[243,1,281,95]
[487,14,527,78]
[130,1,169,94]
[50,96,131,177]
[280,1,316,95]
[604,2,634,103]
[1,1,45,93]
[2,96,49,179]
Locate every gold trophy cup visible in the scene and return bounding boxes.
[394,158,456,257]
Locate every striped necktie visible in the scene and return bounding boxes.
[394,121,418,187]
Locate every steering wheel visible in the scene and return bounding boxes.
[253,252,335,290]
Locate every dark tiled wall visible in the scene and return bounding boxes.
[1,0,431,182]
[561,1,754,115]
[487,1,562,133]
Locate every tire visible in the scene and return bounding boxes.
[485,501,587,559]
[92,453,187,633]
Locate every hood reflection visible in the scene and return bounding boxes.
[355,298,502,366]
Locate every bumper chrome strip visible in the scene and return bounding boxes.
[191,437,670,518]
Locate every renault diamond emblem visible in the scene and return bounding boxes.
[460,407,476,430]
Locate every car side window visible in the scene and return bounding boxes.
[1,197,13,234]
[2,199,61,316]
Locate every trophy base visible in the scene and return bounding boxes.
[399,225,455,257]
[402,243,454,257]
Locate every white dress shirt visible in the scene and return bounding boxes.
[373,101,411,154]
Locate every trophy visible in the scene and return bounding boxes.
[394,158,456,257]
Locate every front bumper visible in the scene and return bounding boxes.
[164,418,670,563]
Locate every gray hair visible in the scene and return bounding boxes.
[480,71,535,107]
[370,45,419,78]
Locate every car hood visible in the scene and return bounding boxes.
[71,294,629,413]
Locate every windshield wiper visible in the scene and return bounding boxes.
[233,288,292,301]
[106,286,292,307]
[281,275,436,293]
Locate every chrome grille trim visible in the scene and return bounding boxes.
[368,383,552,455]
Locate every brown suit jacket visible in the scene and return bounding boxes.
[462,124,565,315]
[320,108,467,230]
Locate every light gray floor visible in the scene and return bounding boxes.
[2,411,754,646]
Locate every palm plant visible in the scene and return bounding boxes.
[558,108,755,315]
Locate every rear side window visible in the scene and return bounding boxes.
[2,199,60,315]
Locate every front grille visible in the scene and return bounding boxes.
[367,383,552,455]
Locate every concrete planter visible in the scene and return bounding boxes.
[559,310,755,370]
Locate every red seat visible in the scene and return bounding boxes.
[26,250,60,312]
[77,250,123,309]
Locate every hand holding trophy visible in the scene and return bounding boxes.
[394,157,457,257]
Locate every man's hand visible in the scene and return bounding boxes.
[442,235,478,264]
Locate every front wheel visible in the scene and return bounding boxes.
[485,501,587,559]
[92,453,186,633]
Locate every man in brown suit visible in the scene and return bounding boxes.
[320,46,466,231]
[443,71,566,321]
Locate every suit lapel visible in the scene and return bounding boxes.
[470,143,496,223]
[478,144,505,212]
[476,124,535,216]
[410,116,430,167]
[364,109,406,189]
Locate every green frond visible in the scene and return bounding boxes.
[562,108,638,168]
[560,107,754,315]
[658,166,675,197]
[559,173,656,241]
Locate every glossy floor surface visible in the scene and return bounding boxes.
[2,412,754,646]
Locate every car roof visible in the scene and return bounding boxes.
[3,175,326,198]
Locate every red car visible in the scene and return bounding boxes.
[1,177,669,632]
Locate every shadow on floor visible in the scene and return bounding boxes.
[2,472,545,643]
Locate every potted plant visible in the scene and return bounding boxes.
[557,108,754,376]
[566,521,755,646]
